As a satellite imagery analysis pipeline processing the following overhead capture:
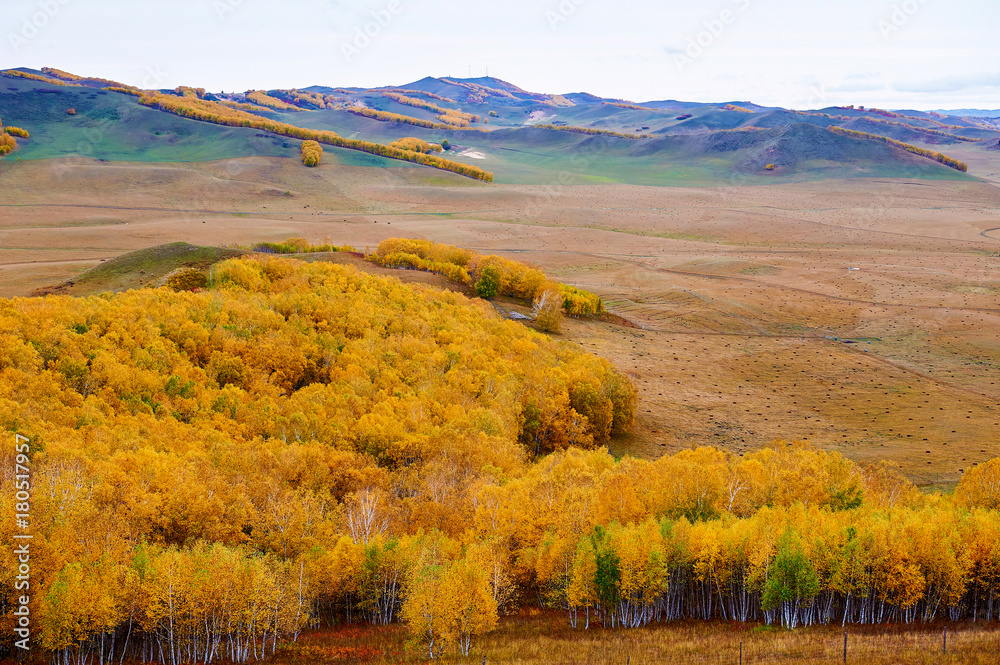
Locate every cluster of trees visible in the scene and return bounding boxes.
[724,104,755,113]
[342,105,485,133]
[275,89,329,110]
[371,238,605,318]
[381,93,480,127]
[245,238,356,255]
[126,90,493,181]
[827,126,970,172]
[388,137,443,153]
[0,117,25,157]
[175,86,207,99]
[300,140,323,166]
[246,90,301,112]
[531,124,652,140]
[0,254,636,660]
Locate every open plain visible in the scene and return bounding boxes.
[2,152,998,487]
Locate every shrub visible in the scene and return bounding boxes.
[164,267,208,291]
[301,140,323,166]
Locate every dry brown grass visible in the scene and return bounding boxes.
[268,611,1000,664]
[2,155,1000,485]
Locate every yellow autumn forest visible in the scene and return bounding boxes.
[1,251,999,664]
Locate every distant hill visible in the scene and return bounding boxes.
[931,109,1000,118]
[2,67,997,185]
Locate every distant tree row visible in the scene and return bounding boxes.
[1,69,72,86]
[828,125,969,172]
[380,88,458,103]
[603,102,661,112]
[342,105,485,133]
[381,93,480,127]
[857,116,980,143]
[40,67,137,89]
[531,124,652,139]
[724,104,755,113]
[124,90,493,181]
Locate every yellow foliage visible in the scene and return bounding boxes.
[300,140,323,166]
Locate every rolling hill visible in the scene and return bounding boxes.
[2,67,997,185]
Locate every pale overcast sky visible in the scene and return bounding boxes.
[3,0,998,110]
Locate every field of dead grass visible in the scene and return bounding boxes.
[1,155,998,485]
[269,611,1000,664]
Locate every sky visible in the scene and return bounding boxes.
[3,0,999,110]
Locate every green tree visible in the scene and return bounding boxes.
[475,266,500,299]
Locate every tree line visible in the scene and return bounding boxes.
[342,104,486,133]
[531,124,653,139]
[381,93,480,127]
[370,238,605,317]
[827,126,970,172]
[121,89,493,181]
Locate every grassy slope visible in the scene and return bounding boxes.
[33,242,245,296]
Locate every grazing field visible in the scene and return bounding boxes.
[1,154,999,485]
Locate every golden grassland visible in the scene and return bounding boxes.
[270,611,1000,664]
[1,157,997,486]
